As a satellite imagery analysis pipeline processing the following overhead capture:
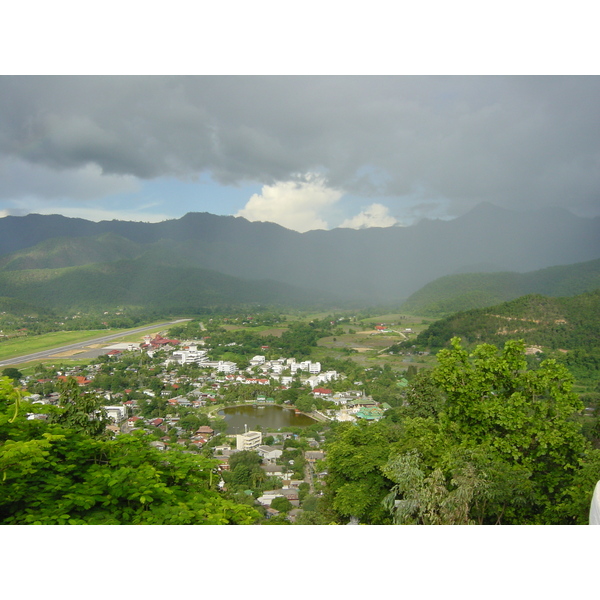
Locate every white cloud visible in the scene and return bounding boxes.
[236,175,342,232]
[339,203,398,229]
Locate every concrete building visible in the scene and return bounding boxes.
[103,405,128,422]
[236,429,262,451]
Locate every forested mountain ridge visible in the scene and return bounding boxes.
[0,233,146,271]
[0,203,598,303]
[401,258,600,316]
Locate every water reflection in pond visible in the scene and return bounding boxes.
[219,405,316,434]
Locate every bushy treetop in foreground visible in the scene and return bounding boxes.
[0,377,259,525]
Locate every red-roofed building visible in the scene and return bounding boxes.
[313,387,332,397]
[196,426,214,438]
[150,336,180,348]
[57,375,92,386]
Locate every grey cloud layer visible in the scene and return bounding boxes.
[1,76,599,216]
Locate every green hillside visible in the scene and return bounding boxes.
[0,233,148,271]
[406,290,600,352]
[401,258,600,316]
[0,257,336,313]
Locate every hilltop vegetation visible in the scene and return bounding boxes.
[404,290,600,352]
[401,258,600,316]
[395,290,600,395]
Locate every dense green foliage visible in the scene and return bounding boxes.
[404,291,600,352]
[0,377,260,524]
[321,338,599,524]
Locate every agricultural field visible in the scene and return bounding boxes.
[315,313,437,371]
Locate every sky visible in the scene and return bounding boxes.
[1,75,599,233]
[1,1,599,234]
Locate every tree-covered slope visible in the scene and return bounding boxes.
[0,233,145,271]
[401,258,600,316]
[0,257,337,312]
[407,290,600,351]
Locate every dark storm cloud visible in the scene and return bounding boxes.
[0,75,599,217]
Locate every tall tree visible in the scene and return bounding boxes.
[424,338,591,523]
[323,421,397,524]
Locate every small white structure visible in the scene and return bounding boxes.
[257,445,283,462]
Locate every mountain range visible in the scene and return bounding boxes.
[0,203,598,310]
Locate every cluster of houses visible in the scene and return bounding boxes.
[213,428,327,521]
[23,330,393,428]
[167,346,341,389]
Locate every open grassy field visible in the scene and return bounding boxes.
[0,330,112,361]
[220,324,288,337]
[314,313,436,372]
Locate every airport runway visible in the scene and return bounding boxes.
[0,319,189,367]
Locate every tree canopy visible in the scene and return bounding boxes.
[0,377,259,525]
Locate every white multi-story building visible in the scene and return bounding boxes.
[305,370,339,388]
[236,429,262,451]
[218,361,238,374]
[172,349,208,365]
[103,405,128,422]
[204,360,238,374]
[290,360,322,375]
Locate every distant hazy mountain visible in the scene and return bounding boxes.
[401,258,600,316]
[0,203,598,305]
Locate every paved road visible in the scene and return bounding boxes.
[0,319,190,367]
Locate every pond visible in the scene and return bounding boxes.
[218,405,317,434]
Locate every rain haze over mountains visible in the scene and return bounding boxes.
[0,75,599,306]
